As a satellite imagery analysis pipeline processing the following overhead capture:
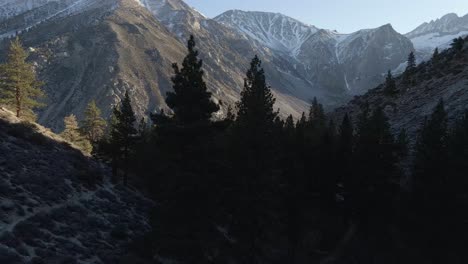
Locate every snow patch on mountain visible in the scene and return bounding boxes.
[411,31,468,52]
[407,13,468,55]
[215,10,319,56]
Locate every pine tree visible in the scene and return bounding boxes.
[432,48,440,62]
[338,114,354,157]
[0,37,44,119]
[81,100,107,143]
[165,35,219,125]
[232,55,279,261]
[352,105,400,221]
[406,51,416,73]
[411,99,452,261]
[61,114,92,154]
[384,70,397,95]
[413,99,448,196]
[451,37,464,52]
[396,128,409,157]
[110,91,137,186]
[447,110,468,203]
[236,55,277,131]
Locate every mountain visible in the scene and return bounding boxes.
[0,1,465,131]
[407,13,468,58]
[1,0,325,130]
[333,36,468,143]
[0,0,193,131]
[0,106,152,263]
[137,0,326,115]
[214,10,319,56]
[336,24,414,93]
[215,10,414,95]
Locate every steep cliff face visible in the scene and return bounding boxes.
[0,107,153,263]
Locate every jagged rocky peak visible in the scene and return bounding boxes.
[336,23,414,94]
[406,12,468,55]
[215,10,319,55]
[407,12,468,38]
[136,0,206,34]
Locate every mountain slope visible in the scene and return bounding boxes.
[1,0,189,130]
[337,24,414,93]
[0,106,153,263]
[333,36,468,142]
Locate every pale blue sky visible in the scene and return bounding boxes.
[185,0,468,33]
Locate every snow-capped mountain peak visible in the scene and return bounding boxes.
[407,12,468,38]
[214,10,319,56]
[406,12,468,55]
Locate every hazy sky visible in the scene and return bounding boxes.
[184,0,468,33]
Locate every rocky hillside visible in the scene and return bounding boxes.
[333,36,468,142]
[0,107,153,263]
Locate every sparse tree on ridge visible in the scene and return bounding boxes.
[0,37,44,119]
[432,47,440,62]
[61,114,92,154]
[406,51,416,73]
[81,100,107,143]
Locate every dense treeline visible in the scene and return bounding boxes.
[92,36,468,263]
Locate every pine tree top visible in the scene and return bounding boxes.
[166,35,219,125]
[236,56,277,128]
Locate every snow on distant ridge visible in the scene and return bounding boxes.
[215,10,320,56]
[407,13,468,54]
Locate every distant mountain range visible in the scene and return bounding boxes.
[0,0,467,130]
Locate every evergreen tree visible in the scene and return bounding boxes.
[406,51,416,73]
[432,47,440,62]
[236,55,277,130]
[0,37,44,119]
[413,99,448,197]
[137,117,149,138]
[451,37,464,52]
[384,70,397,95]
[148,36,222,262]
[231,55,279,262]
[81,100,107,143]
[165,35,219,125]
[352,105,400,222]
[110,91,137,186]
[396,128,409,157]
[61,114,92,154]
[411,99,453,262]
